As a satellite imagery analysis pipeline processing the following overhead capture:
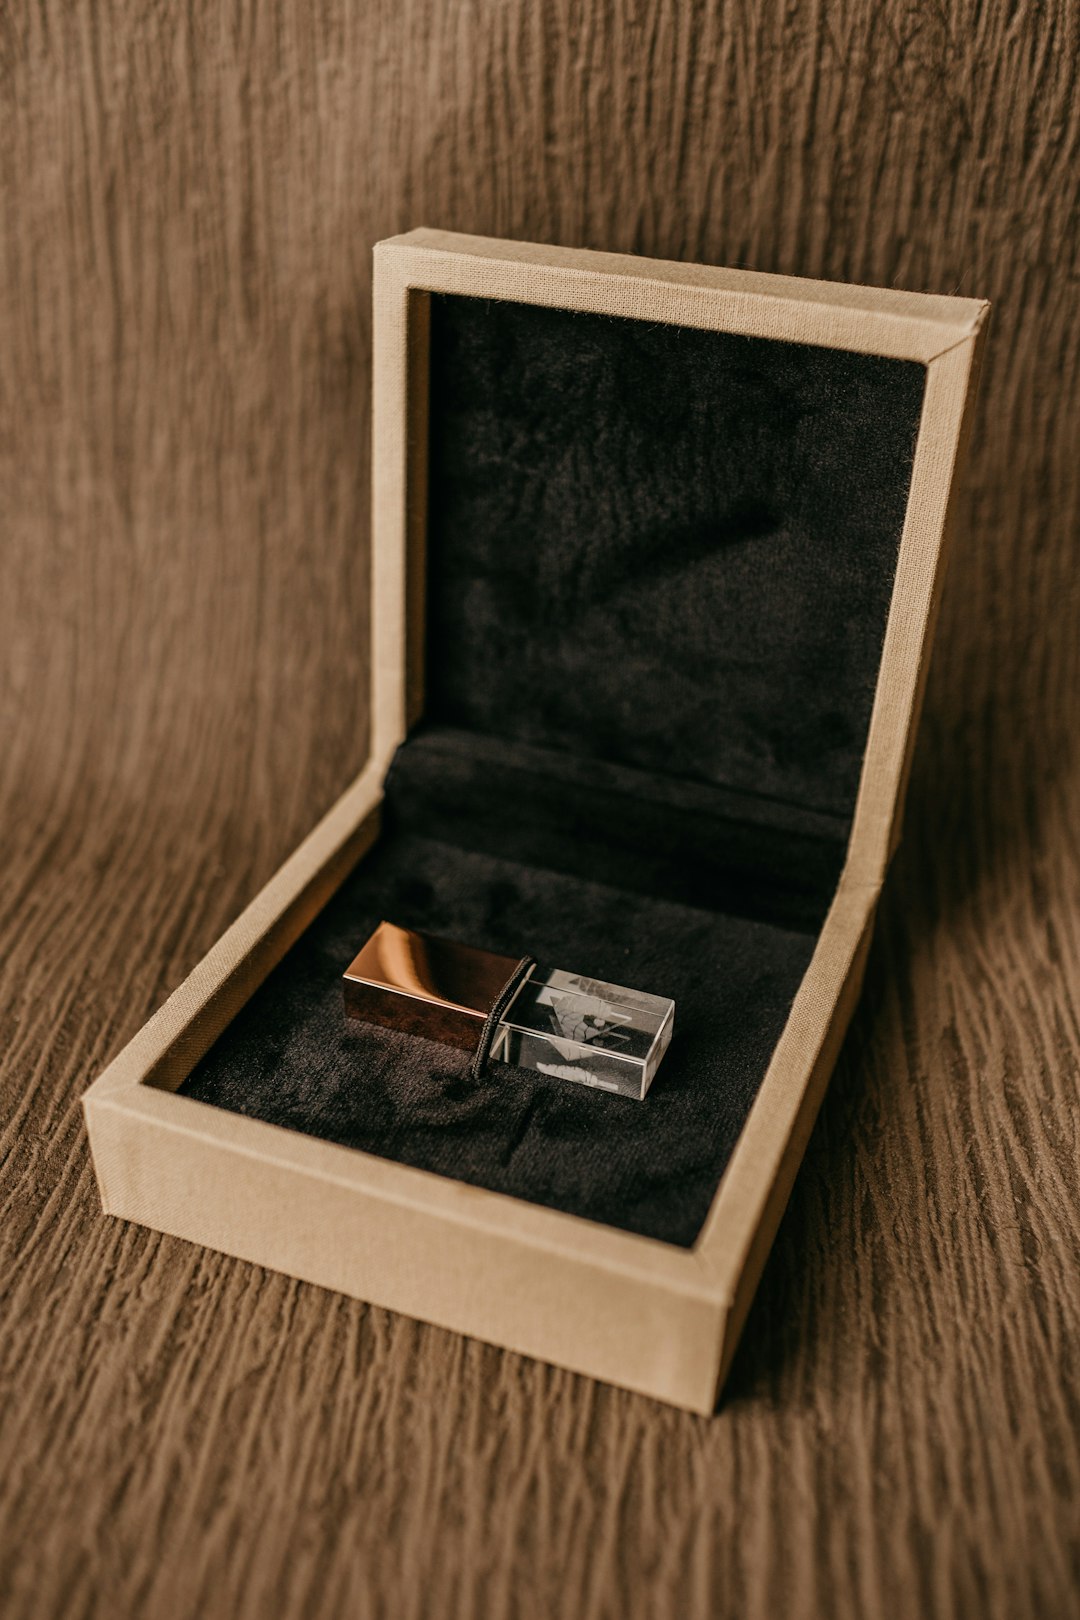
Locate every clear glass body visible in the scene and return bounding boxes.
[492,968,675,1099]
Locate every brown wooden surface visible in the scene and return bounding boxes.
[2,4,1079,1617]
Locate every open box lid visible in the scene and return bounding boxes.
[370,229,987,897]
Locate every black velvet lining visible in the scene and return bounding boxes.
[426,297,927,818]
[181,831,818,1246]
[179,295,927,1247]
[385,726,849,932]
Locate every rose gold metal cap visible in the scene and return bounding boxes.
[343,920,522,1051]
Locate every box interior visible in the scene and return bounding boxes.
[180,295,927,1247]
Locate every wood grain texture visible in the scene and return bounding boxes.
[2,2,1079,1616]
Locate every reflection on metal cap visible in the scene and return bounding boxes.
[343,921,521,1051]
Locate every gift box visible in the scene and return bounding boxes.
[82,230,987,1412]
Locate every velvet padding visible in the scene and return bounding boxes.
[180,295,926,1247]
[425,295,927,821]
[181,828,819,1246]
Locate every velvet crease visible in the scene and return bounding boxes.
[180,295,927,1247]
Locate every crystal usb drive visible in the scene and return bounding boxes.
[343,921,674,1099]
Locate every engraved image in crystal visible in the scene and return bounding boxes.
[492,968,674,1099]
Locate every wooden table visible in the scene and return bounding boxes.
[3,5,1078,1616]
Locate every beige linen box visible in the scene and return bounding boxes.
[83,229,987,1412]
